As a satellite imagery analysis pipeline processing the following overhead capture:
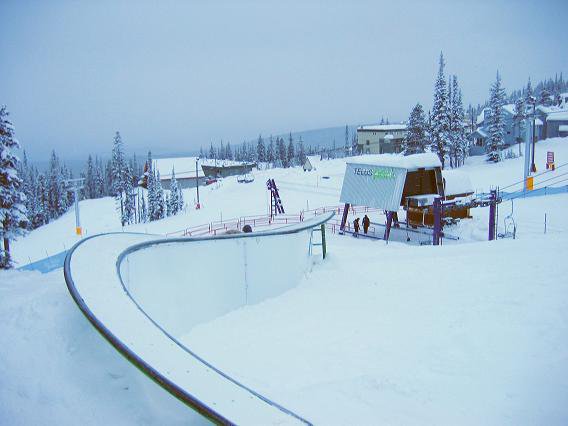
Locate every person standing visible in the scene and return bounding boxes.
[362,215,370,234]
[353,217,360,237]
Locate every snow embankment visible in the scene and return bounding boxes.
[0,269,199,426]
[182,233,568,425]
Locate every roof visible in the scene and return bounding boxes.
[546,111,568,121]
[472,128,488,138]
[502,104,516,116]
[358,124,407,132]
[347,152,441,170]
[442,170,474,196]
[559,125,568,132]
[154,156,206,179]
[476,108,488,125]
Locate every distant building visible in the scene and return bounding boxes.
[470,104,542,156]
[302,157,313,172]
[356,124,408,155]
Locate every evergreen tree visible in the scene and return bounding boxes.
[0,106,28,268]
[430,52,450,168]
[209,143,215,159]
[403,103,427,155]
[94,157,105,197]
[47,150,67,219]
[449,75,467,167]
[277,137,286,167]
[168,168,180,216]
[487,71,507,162]
[226,142,233,160]
[297,136,306,165]
[539,88,552,107]
[111,131,129,224]
[525,77,533,103]
[139,193,147,223]
[266,136,275,166]
[154,171,165,219]
[256,134,266,164]
[287,134,295,167]
[84,155,95,199]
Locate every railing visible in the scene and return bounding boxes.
[166,205,386,238]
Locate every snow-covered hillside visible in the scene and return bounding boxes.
[2,137,568,425]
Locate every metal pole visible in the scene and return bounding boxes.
[531,102,537,173]
[433,197,442,246]
[544,213,547,234]
[488,189,497,241]
[321,224,327,259]
[74,185,80,231]
[195,158,200,208]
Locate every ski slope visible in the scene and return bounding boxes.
[64,214,333,424]
[3,137,568,425]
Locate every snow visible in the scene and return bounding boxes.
[546,111,568,121]
[348,152,441,169]
[559,125,568,132]
[4,136,568,424]
[0,269,196,426]
[443,169,474,195]
[358,124,407,131]
[181,232,568,425]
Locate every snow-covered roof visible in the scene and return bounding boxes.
[535,118,544,126]
[476,108,488,125]
[348,152,441,169]
[559,125,568,132]
[472,128,488,138]
[384,134,394,140]
[546,111,568,121]
[502,104,516,115]
[358,124,407,131]
[154,157,205,179]
[442,170,474,196]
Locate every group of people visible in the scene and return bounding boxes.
[352,214,370,237]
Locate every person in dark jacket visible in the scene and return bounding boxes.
[362,215,370,234]
[353,217,360,237]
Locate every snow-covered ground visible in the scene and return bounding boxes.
[2,137,568,424]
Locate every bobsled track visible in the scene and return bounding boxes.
[63,212,333,425]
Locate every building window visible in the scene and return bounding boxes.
[366,140,370,145]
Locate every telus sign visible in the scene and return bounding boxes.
[353,167,396,180]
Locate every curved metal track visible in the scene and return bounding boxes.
[64,213,333,425]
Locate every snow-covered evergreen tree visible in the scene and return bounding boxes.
[0,106,28,268]
[154,171,165,220]
[449,75,467,167]
[111,131,129,222]
[168,168,180,216]
[430,52,450,168]
[266,136,275,167]
[122,164,135,225]
[539,88,552,107]
[297,137,306,165]
[403,103,427,155]
[256,135,266,165]
[287,134,295,167]
[277,137,286,167]
[84,155,95,199]
[47,150,67,219]
[487,71,507,163]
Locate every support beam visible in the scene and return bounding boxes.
[339,203,350,232]
[488,189,497,241]
[433,197,442,246]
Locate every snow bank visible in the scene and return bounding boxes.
[182,232,568,425]
[442,169,474,196]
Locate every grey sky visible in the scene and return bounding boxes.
[1,0,567,161]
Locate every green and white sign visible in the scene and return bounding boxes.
[340,163,407,211]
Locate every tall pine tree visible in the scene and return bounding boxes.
[487,71,506,163]
[403,103,427,155]
[0,106,28,268]
[430,52,450,168]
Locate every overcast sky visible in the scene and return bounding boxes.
[1,0,567,161]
